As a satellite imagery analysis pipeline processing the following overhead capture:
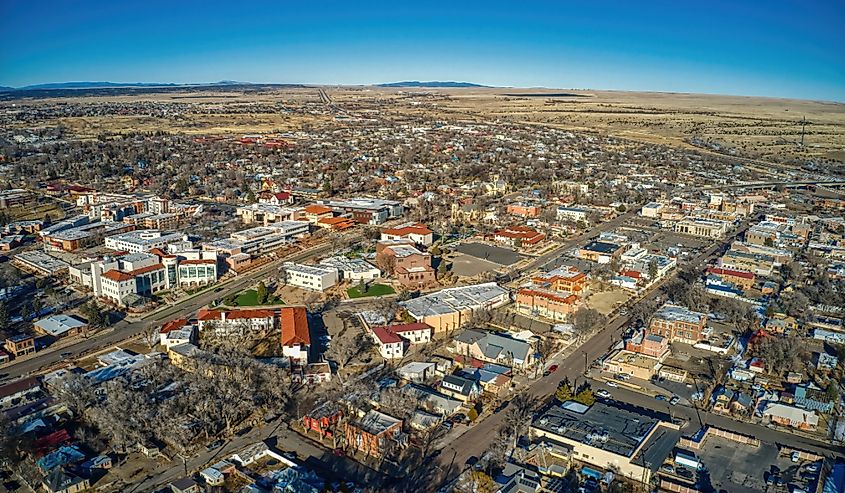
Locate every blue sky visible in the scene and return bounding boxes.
[2,0,844,101]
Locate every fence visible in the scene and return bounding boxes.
[679,425,760,450]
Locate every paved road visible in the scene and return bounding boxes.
[1,240,345,380]
[432,219,759,489]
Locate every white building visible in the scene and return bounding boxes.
[556,206,591,223]
[640,202,664,218]
[372,326,405,359]
[380,222,434,246]
[319,256,381,282]
[197,308,276,336]
[104,230,188,253]
[283,262,339,291]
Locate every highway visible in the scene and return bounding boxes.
[0,239,345,380]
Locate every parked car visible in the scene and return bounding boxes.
[206,439,224,451]
[452,413,467,423]
[655,395,667,401]
[595,389,612,399]
[669,395,680,405]
[441,421,453,431]
[547,364,559,373]
[606,381,619,388]
[805,462,820,473]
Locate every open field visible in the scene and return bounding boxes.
[4,85,843,163]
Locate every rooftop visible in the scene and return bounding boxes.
[652,303,707,325]
[400,282,509,318]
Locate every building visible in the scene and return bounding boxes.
[640,202,664,218]
[104,230,187,253]
[33,315,87,339]
[579,240,625,264]
[280,306,311,363]
[301,204,334,223]
[673,218,730,239]
[532,265,587,294]
[371,326,405,359]
[69,250,218,306]
[42,221,134,252]
[493,226,545,248]
[12,251,69,276]
[762,402,819,430]
[283,262,339,291]
[158,319,196,349]
[400,283,510,333]
[648,303,708,344]
[316,198,403,225]
[396,362,436,383]
[4,334,35,357]
[122,213,179,230]
[319,256,381,282]
[42,469,90,493]
[0,376,41,407]
[302,402,344,439]
[379,322,432,345]
[452,329,535,369]
[506,202,541,218]
[345,410,405,457]
[706,266,755,290]
[624,331,669,359]
[381,222,434,246]
[602,349,663,380]
[235,203,300,226]
[197,308,275,336]
[439,374,482,402]
[0,189,33,209]
[377,242,436,288]
[531,401,681,485]
[206,221,310,257]
[556,206,591,223]
[515,288,579,322]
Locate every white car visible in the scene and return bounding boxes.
[595,389,612,399]
[606,381,619,388]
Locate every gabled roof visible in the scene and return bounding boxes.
[303,204,333,215]
[280,306,310,347]
[372,326,403,344]
[160,318,189,334]
[43,468,86,492]
[377,322,431,334]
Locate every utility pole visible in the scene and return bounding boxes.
[583,350,589,376]
[801,116,806,146]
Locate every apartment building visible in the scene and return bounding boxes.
[648,303,708,344]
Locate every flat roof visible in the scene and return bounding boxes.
[652,303,706,325]
[532,401,662,458]
[400,282,508,318]
[34,315,86,336]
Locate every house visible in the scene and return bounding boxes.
[302,402,344,439]
[372,326,405,359]
[706,266,755,290]
[280,306,311,363]
[170,477,201,493]
[762,402,819,430]
[793,382,834,413]
[259,191,293,206]
[648,303,708,344]
[0,376,42,408]
[396,362,436,383]
[402,383,463,415]
[33,315,87,339]
[200,467,225,487]
[814,352,839,371]
[4,334,35,357]
[375,323,432,345]
[624,331,669,359]
[283,262,339,291]
[556,206,591,223]
[42,468,90,493]
[345,409,405,457]
[158,319,196,348]
[452,330,535,369]
[197,308,275,336]
[439,374,481,402]
[381,222,434,246]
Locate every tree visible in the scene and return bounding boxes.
[555,377,573,402]
[574,388,596,406]
[141,323,160,349]
[256,282,269,305]
[648,258,658,280]
[573,308,605,340]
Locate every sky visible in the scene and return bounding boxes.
[2,0,844,101]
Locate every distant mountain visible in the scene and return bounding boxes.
[11,81,252,90]
[377,81,488,88]
[0,86,14,92]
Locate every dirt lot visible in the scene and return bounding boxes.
[585,288,630,315]
[449,252,502,277]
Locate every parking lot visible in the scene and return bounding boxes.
[453,242,524,266]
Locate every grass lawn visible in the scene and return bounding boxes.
[347,283,396,299]
[233,289,283,306]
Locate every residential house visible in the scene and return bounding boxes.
[793,383,834,413]
[396,362,436,383]
[439,374,482,402]
[302,402,344,439]
[170,477,201,493]
[33,315,87,339]
[42,469,90,493]
[280,306,311,364]
[762,402,819,430]
[372,326,405,359]
[0,376,42,408]
[344,409,405,457]
[158,319,196,349]
[452,330,535,369]
[376,322,432,345]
